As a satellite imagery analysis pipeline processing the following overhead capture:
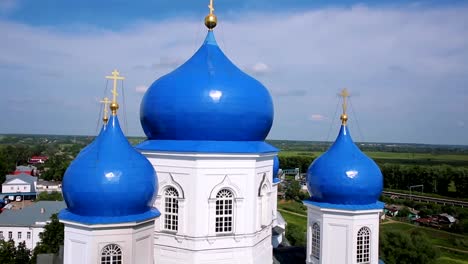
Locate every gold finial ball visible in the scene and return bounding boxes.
[110,102,119,114]
[103,116,109,124]
[205,14,217,30]
[340,114,348,124]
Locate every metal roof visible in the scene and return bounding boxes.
[0,201,66,227]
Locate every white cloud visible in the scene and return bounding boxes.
[135,85,149,93]
[309,114,326,121]
[248,62,270,75]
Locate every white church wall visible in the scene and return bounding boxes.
[61,219,155,264]
[142,151,276,264]
[305,204,382,264]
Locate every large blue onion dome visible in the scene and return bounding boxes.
[273,155,280,183]
[60,115,160,224]
[140,30,274,141]
[306,124,383,205]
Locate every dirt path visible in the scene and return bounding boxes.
[436,246,468,254]
[380,218,397,225]
[278,209,307,218]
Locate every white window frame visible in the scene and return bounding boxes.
[27,232,31,240]
[357,227,371,264]
[215,189,234,234]
[311,223,320,259]
[101,244,122,264]
[163,187,179,232]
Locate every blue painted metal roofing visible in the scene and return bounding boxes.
[140,31,274,142]
[307,125,383,205]
[136,140,278,153]
[60,116,159,224]
[303,200,384,211]
[273,155,280,182]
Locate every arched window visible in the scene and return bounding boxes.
[215,189,234,234]
[101,244,122,264]
[311,223,320,259]
[357,227,371,263]
[164,187,179,231]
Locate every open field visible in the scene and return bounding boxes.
[279,150,468,162]
[278,150,468,166]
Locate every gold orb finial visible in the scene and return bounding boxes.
[110,102,119,115]
[105,69,125,116]
[205,0,217,30]
[100,97,111,124]
[339,88,351,125]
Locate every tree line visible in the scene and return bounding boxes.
[380,163,468,198]
[278,155,468,198]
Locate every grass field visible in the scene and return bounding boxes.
[278,200,307,216]
[279,150,468,162]
[279,150,468,166]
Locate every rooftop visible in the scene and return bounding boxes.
[0,201,66,227]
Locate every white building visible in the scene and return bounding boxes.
[36,180,62,193]
[0,201,65,250]
[2,174,37,201]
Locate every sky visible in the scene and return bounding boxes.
[0,0,467,145]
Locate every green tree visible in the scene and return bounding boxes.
[36,191,63,201]
[0,239,16,264]
[285,180,302,201]
[33,213,64,259]
[380,230,438,264]
[15,242,32,264]
[397,207,411,218]
[285,224,306,246]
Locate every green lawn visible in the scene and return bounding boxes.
[279,210,307,233]
[278,200,307,216]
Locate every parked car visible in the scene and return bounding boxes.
[15,196,22,202]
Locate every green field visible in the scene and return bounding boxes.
[278,150,468,166]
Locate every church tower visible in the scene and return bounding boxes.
[304,89,384,264]
[137,1,278,263]
[59,70,160,264]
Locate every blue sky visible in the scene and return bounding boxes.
[0,0,467,145]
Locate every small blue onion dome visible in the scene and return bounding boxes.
[273,155,280,183]
[140,31,274,141]
[62,115,158,218]
[307,125,383,205]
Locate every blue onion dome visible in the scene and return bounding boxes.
[307,124,383,205]
[140,30,274,141]
[61,115,159,220]
[273,155,280,183]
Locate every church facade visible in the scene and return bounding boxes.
[58,1,384,264]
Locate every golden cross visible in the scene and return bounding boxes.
[105,69,125,105]
[208,0,214,14]
[339,88,350,115]
[100,97,111,123]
